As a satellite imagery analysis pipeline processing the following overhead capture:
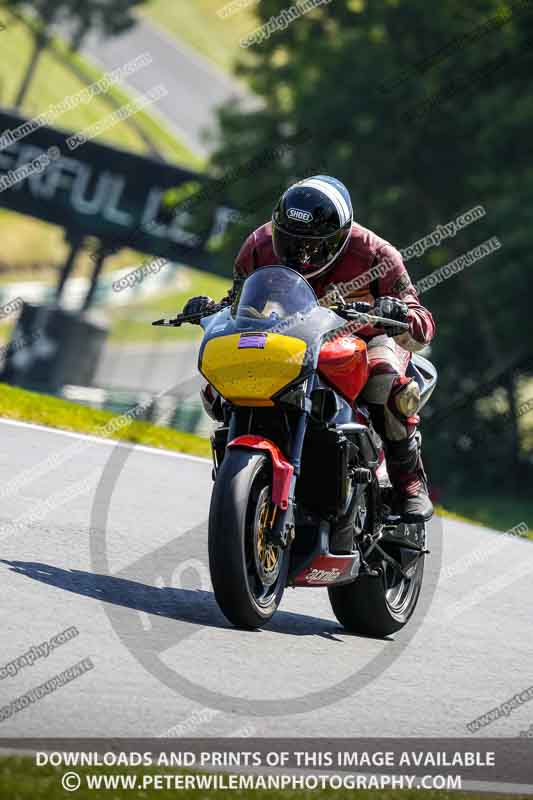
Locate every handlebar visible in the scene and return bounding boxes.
[152,302,228,328]
[336,307,410,332]
[152,312,202,327]
[152,303,410,333]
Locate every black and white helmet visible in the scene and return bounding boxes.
[272,175,353,279]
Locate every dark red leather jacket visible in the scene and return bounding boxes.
[233,221,435,352]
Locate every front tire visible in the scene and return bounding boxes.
[209,449,289,629]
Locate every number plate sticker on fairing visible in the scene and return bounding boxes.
[238,333,267,349]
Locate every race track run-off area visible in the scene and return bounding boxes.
[0,417,532,738]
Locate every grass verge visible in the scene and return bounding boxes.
[0,758,528,800]
[0,384,211,457]
[437,496,533,541]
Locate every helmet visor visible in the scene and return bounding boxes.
[272,224,348,273]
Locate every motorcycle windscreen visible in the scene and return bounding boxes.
[199,266,345,405]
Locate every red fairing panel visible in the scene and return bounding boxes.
[227,435,293,510]
[318,336,369,404]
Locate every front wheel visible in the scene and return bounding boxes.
[208,449,289,629]
[328,537,425,637]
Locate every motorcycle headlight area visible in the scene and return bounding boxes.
[200,332,308,406]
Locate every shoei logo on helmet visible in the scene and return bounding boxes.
[287,207,313,223]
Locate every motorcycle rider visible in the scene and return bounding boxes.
[183,175,435,522]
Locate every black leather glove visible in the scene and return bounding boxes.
[373,296,409,336]
[346,301,373,313]
[182,295,215,317]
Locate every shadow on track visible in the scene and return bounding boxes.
[0,559,370,640]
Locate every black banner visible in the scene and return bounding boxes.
[0,109,231,273]
[0,738,532,792]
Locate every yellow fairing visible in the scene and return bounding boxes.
[201,333,307,405]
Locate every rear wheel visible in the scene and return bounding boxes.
[209,449,289,629]
[328,530,425,637]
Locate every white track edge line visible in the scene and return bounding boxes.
[0,417,210,463]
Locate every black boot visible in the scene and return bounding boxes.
[385,434,433,522]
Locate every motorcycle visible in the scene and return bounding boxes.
[153,265,437,635]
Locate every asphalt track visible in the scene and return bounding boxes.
[0,417,532,740]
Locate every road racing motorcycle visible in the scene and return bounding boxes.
[153,266,437,635]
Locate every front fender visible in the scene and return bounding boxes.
[227,435,293,510]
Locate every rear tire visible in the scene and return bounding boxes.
[209,449,289,629]
[328,547,425,637]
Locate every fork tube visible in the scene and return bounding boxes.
[227,410,238,442]
[290,377,314,475]
[290,408,309,476]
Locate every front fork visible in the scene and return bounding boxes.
[221,384,312,549]
[268,406,308,547]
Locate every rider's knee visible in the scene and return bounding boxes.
[392,377,421,417]
[382,379,420,441]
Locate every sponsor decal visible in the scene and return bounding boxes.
[238,333,267,349]
[287,207,313,223]
[304,567,341,583]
